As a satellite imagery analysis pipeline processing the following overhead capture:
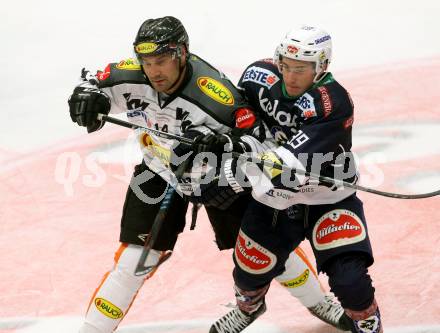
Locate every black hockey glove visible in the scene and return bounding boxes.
[189,157,251,210]
[193,133,248,156]
[68,85,111,133]
[170,131,249,183]
[169,130,200,174]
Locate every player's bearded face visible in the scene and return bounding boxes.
[141,52,182,93]
[278,58,316,97]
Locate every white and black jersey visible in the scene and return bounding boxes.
[95,55,271,194]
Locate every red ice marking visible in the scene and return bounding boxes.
[0,58,439,331]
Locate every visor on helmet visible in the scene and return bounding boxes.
[134,42,184,65]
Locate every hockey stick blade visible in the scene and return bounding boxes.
[135,250,173,276]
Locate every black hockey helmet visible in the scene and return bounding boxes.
[133,16,189,58]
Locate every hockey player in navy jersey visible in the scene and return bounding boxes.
[68,17,348,333]
[204,26,383,333]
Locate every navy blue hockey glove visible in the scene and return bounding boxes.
[190,157,251,210]
[68,85,111,133]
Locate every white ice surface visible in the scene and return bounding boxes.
[1,0,439,152]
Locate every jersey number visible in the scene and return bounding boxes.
[288,130,309,149]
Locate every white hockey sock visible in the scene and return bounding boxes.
[275,247,324,308]
[79,244,162,333]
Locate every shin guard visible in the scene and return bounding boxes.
[275,247,324,307]
[79,244,164,333]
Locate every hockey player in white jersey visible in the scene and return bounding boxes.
[68,17,349,333]
[196,26,383,333]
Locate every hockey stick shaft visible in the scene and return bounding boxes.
[239,154,440,199]
[99,114,440,200]
[133,184,175,276]
[134,158,190,276]
[97,113,193,145]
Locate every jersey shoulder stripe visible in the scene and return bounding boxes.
[97,58,146,88]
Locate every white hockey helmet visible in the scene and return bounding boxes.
[274,25,332,82]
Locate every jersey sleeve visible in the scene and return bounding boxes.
[96,59,145,115]
[237,59,279,110]
[235,61,281,153]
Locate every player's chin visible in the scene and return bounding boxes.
[286,86,304,96]
[152,80,169,92]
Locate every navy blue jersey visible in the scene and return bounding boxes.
[238,59,357,209]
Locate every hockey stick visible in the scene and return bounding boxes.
[97,113,193,145]
[190,203,202,230]
[133,158,191,276]
[234,154,440,200]
[98,113,440,200]
[96,115,193,275]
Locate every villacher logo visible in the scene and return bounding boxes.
[316,221,361,240]
[312,209,366,251]
[234,230,277,274]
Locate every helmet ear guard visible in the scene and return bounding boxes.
[274,25,332,83]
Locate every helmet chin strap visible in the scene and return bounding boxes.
[313,71,326,83]
[312,60,329,83]
[167,59,185,93]
[164,48,187,94]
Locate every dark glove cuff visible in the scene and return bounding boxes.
[87,121,105,133]
[227,134,251,154]
[222,158,250,194]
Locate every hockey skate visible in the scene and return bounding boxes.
[209,301,266,333]
[307,294,351,331]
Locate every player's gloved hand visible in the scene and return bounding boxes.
[193,133,248,155]
[169,130,200,174]
[189,157,251,210]
[68,85,111,133]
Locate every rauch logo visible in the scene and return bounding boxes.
[197,77,234,105]
[94,297,123,319]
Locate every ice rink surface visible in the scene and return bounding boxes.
[1,0,439,332]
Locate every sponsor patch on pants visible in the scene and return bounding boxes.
[312,209,366,251]
[234,230,277,274]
